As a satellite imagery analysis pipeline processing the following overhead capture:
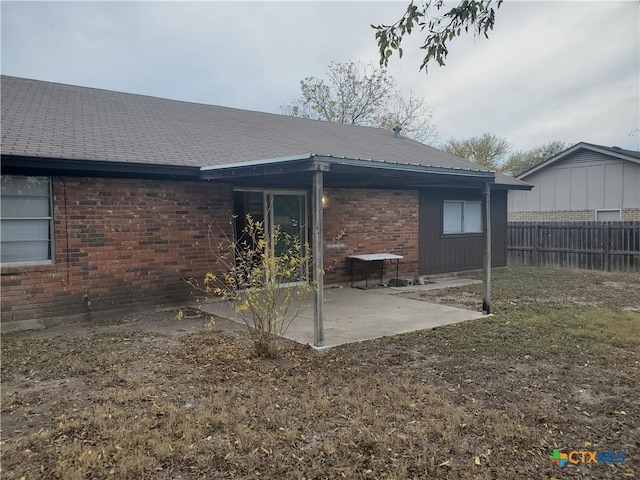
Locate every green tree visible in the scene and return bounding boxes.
[373,0,503,72]
[501,141,568,177]
[442,133,509,170]
[281,60,438,144]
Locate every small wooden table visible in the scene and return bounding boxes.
[347,253,403,289]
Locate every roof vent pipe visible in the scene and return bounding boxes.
[392,125,402,138]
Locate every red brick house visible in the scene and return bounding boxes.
[1,76,530,339]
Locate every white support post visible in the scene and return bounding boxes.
[312,170,324,346]
[482,182,492,314]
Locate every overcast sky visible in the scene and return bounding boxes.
[2,1,639,153]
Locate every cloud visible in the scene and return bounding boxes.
[406,1,639,150]
[1,0,638,151]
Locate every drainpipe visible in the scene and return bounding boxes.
[482,182,491,314]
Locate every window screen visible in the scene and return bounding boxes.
[443,201,463,234]
[1,176,53,263]
[464,202,482,233]
[443,200,482,234]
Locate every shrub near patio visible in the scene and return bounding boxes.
[182,214,312,359]
[1,267,638,479]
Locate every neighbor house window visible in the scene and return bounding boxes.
[443,200,482,234]
[1,176,53,263]
[595,209,621,222]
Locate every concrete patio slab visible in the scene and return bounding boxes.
[198,283,485,349]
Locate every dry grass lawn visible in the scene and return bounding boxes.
[1,267,639,479]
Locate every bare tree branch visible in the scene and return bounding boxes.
[281,61,438,144]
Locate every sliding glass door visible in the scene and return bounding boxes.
[234,190,308,285]
[270,193,307,284]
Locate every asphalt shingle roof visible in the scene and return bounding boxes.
[1,76,526,187]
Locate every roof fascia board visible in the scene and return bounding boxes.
[517,142,640,179]
[200,154,314,172]
[1,155,201,179]
[406,182,531,191]
[201,154,496,181]
[313,155,495,179]
[200,157,319,180]
[490,183,532,191]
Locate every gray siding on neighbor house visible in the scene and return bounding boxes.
[419,189,507,275]
[509,150,640,213]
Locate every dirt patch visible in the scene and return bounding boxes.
[409,289,482,310]
[1,268,639,479]
[402,267,640,312]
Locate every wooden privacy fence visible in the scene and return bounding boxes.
[508,222,640,272]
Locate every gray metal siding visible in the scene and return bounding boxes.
[509,151,640,212]
[587,164,604,209]
[556,167,570,207]
[419,189,507,275]
[570,167,587,209]
[604,163,623,208]
[623,162,640,208]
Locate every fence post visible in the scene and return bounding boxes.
[533,224,539,266]
[604,223,610,272]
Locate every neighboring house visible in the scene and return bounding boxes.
[1,76,530,334]
[508,142,640,222]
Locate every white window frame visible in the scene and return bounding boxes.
[0,175,54,265]
[595,209,621,222]
[443,200,483,235]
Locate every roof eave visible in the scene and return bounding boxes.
[200,154,496,182]
[1,155,202,180]
[492,182,533,191]
[313,155,495,178]
[517,142,640,179]
[199,154,314,172]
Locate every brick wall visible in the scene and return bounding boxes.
[1,177,233,327]
[322,188,419,284]
[623,208,640,221]
[1,180,422,328]
[508,208,640,222]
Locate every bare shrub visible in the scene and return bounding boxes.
[184,214,312,358]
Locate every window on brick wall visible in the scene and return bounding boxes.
[443,200,482,234]
[1,176,53,263]
[595,209,621,222]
